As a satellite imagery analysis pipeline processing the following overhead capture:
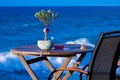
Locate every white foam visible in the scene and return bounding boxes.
[49,38,95,66]
[0,52,17,63]
[55,57,64,64]
[66,38,95,47]
[0,38,94,70]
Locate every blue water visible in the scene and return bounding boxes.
[0,6,120,80]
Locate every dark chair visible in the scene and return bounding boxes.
[48,30,120,80]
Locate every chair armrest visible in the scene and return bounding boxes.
[80,64,89,80]
[48,67,88,80]
[58,68,88,74]
[81,64,89,70]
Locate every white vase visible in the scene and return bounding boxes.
[37,40,53,50]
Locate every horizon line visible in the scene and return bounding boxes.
[0,5,120,7]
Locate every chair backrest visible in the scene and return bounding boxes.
[88,30,120,80]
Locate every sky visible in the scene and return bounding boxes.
[0,0,120,6]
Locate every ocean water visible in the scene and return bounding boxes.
[0,6,120,80]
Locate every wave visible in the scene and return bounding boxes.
[66,38,95,47]
[48,38,94,68]
[1,38,120,79]
[0,52,17,63]
[0,38,94,71]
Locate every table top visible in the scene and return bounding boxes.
[11,44,94,57]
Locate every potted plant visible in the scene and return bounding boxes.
[35,9,58,50]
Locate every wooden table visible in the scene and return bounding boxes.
[11,44,93,80]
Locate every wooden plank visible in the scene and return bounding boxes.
[11,44,93,57]
[10,44,93,80]
[118,59,120,66]
[27,57,46,64]
[18,54,38,80]
[43,57,62,80]
[62,53,87,80]
[44,57,55,72]
[53,57,73,80]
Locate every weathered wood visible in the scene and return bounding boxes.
[10,44,94,80]
[53,57,73,80]
[11,44,93,57]
[27,57,46,64]
[118,59,120,66]
[43,57,62,80]
[62,53,87,80]
[18,54,38,80]
[57,67,88,75]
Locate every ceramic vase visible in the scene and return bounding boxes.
[37,40,53,50]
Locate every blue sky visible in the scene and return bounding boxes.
[0,0,120,6]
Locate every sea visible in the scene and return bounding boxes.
[0,6,120,80]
